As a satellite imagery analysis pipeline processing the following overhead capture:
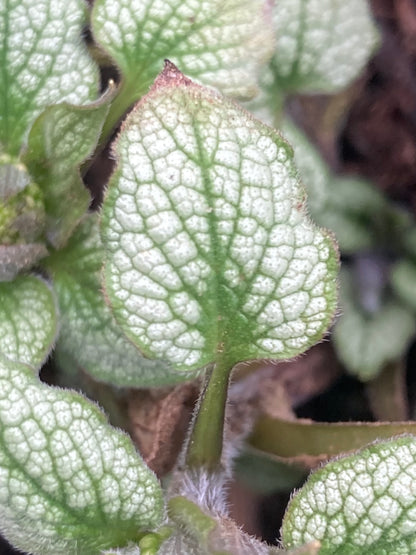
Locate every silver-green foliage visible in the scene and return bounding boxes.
[0,355,164,555]
[282,436,416,554]
[92,0,274,101]
[47,215,197,387]
[101,64,338,376]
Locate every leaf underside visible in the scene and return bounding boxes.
[24,97,110,248]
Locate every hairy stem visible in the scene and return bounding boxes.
[186,358,232,470]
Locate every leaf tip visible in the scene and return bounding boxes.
[155,60,193,89]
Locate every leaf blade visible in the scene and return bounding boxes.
[92,0,273,101]
[46,215,198,387]
[0,275,57,367]
[271,0,379,94]
[282,435,416,554]
[102,64,338,373]
[0,354,164,555]
[0,0,99,155]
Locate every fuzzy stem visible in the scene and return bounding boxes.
[186,358,232,470]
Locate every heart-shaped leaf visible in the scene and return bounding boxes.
[102,63,338,375]
[46,215,199,387]
[0,354,164,555]
[0,0,99,155]
[270,0,378,94]
[282,435,416,554]
[23,96,111,247]
[0,275,57,367]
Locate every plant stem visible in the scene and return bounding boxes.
[99,80,134,147]
[98,77,150,152]
[186,357,232,470]
[81,78,149,176]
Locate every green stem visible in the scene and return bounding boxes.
[81,78,149,177]
[186,358,232,470]
[99,80,135,146]
[98,77,149,152]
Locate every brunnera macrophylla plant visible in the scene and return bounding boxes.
[2,0,416,554]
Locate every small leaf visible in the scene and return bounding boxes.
[334,268,415,381]
[0,0,99,155]
[0,275,57,367]
[23,96,111,247]
[0,354,164,555]
[102,64,338,374]
[270,0,378,94]
[0,243,48,281]
[46,215,197,387]
[282,435,416,554]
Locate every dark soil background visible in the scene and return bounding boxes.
[3,1,416,553]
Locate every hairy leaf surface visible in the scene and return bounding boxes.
[282,435,416,554]
[0,355,164,555]
[102,64,338,374]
